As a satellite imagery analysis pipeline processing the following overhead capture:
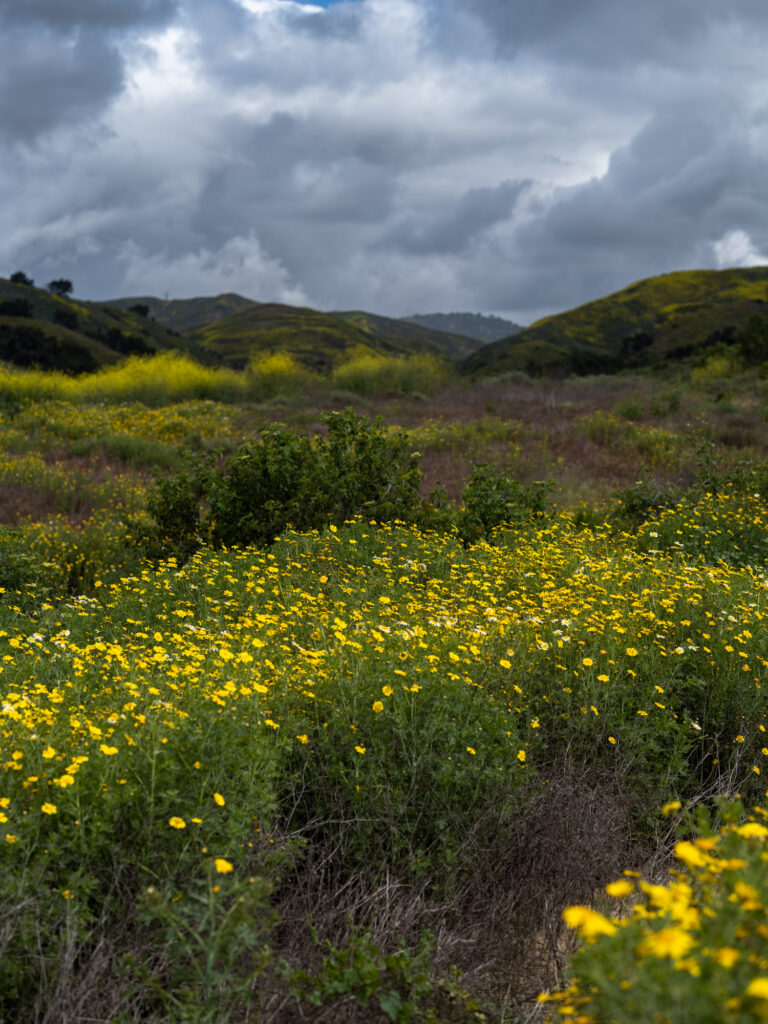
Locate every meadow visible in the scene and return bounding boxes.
[2,352,768,1022]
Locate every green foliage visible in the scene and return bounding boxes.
[609,478,682,528]
[148,409,424,555]
[550,800,768,1024]
[458,463,553,544]
[288,930,478,1023]
[136,869,276,1023]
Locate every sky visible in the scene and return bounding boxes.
[2,0,768,324]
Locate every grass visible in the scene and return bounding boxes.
[1,359,768,1020]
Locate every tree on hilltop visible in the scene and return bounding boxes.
[48,279,73,297]
[10,271,34,286]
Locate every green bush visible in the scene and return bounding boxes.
[147,409,423,556]
[458,464,553,545]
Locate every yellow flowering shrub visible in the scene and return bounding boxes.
[546,802,768,1023]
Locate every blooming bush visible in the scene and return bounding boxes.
[545,801,768,1023]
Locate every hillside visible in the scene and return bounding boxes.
[0,278,184,371]
[184,302,407,370]
[109,294,479,366]
[462,266,768,377]
[184,302,477,370]
[406,311,522,344]
[105,293,255,332]
[338,310,481,360]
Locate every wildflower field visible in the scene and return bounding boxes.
[2,356,768,1021]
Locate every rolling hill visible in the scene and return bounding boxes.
[1,282,480,374]
[0,278,186,372]
[462,267,768,377]
[406,312,522,344]
[104,293,256,333]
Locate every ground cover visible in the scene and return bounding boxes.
[1,357,768,1020]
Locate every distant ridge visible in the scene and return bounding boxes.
[105,294,255,333]
[405,312,522,344]
[462,267,768,378]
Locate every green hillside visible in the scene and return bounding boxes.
[0,278,183,371]
[462,267,768,377]
[406,311,522,344]
[105,293,256,332]
[184,302,470,371]
[108,295,476,366]
[338,310,481,360]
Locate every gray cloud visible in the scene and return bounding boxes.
[1,0,177,30]
[0,0,178,143]
[0,27,123,142]
[2,0,768,322]
[380,180,531,255]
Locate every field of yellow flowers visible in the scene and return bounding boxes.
[1,370,768,1021]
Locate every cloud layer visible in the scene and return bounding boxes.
[2,0,768,322]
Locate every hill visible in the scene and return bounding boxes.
[183,302,480,370]
[105,293,255,333]
[109,294,478,366]
[184,302,412,370]
[337,310,481,361]
[0,278,185,371]
[462,267,768,377]
[405,312,522,344]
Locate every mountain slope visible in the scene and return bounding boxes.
[462,267,768,377]
[405,312,522,345]
[105,293,256,332]
[0,278,182,371]
[184,302,410,370]
[338,310,480,360]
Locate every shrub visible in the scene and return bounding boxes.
[547,800,768,1024]
[245,351,316,401]
[331,353,451,396]
[147,409,424,556]
[458,464,552,544]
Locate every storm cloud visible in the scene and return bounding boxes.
[2,0,768,322]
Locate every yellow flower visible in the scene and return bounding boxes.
[354,745,366,754]
[662,801,682,817]
[42,746,56,759]
[372,701,384,713]
[562,906,617,939]
[466,746,476,755]
[746,978,768,1000]
[517,749,526,763]
[99,744,118,755]
[735,822,768,839]
[213,793,225,806]
[605,879,634,899]
[625,647,638,657]
[714,948,740,968]
[41,802,58,815]
[582,657,594,667]
[675,840,709,868]
[296,734,309,744]
[637,927,695,960]
[214,858,234,874]
[168,816,186,829]
[499,658,511,668]
[382,685,393,696]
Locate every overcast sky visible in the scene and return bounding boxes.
[2,0,768,323]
